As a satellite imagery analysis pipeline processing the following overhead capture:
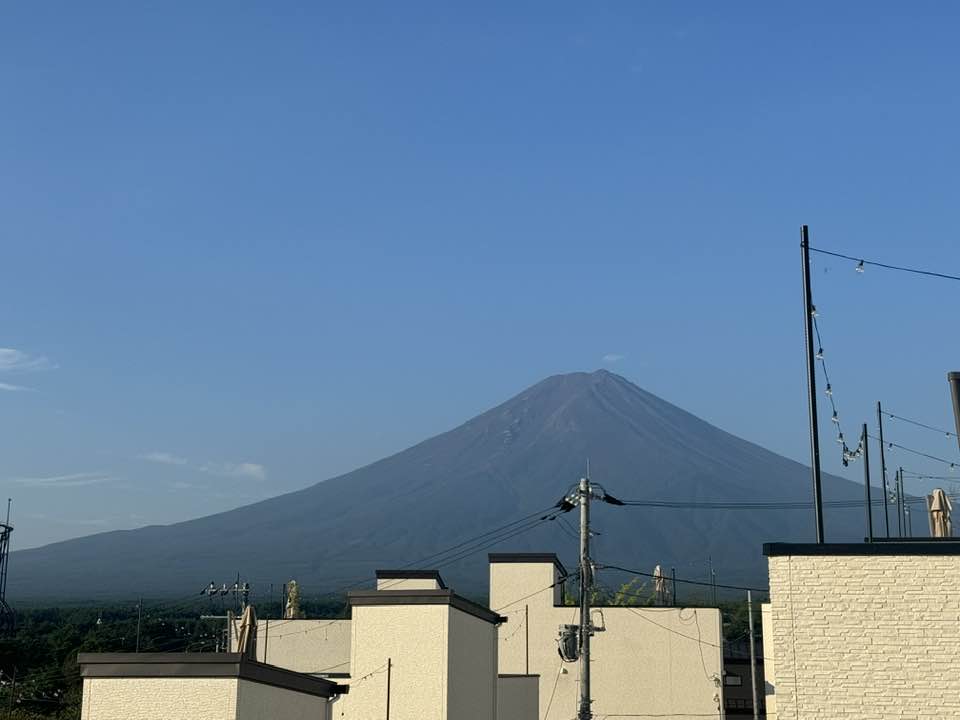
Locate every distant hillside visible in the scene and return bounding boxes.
[10,370,871,599]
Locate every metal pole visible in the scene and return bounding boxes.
[801,225,825,543]
[877,402,891,537]
[135,597,142,652]
[671,567,677,607]
[897,469,905,537]
[524,604,529,675]
[862,423,873,542]
[578,476,592,720]
[385,657,391,720]
[747,591,759,720]
[906,506,913,537]
[711,569,717,606]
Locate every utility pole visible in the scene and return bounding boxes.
[747,591,759,720]
[801,225,825,543]
[877,402,891,537]
[896,469,905,537]
[578,476,593,720]
[862,423,873,542]
[524,605,529,675]
[385,657,392,720]
[554,473,623,720]
[135,597,143,652]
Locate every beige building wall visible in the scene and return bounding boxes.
[338,604,449,720]
[491,557,723,720]
[496,676,538,720]
[765,547,960,719]
[236,677,330,720]
[80,677,239,720]
[376,577,443,591]
[240,619,352,675]
[760,603,776,720]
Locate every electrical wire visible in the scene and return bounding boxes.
[602,565,768,594]
[883,411,957,440]
[868,435,960,470]
[809,246,960,282]
[617,497,939,509]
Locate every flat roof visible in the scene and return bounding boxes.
[488,552,568,576]
[348,588,506,625]
[77,653,347,698]
[375,569,446,588]
[764,541,960,557]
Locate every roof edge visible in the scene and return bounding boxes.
[764,541,960,557]
[77,653,347,698]
[489,553,568,575]
[348,588,506,625]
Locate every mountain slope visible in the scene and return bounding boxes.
[10,370,869,599]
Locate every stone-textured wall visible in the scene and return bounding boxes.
[766,553,960,719]
[80,677,238,720]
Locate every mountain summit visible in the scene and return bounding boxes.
[11,370,866,599]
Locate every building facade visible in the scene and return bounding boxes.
[763,541,960,719]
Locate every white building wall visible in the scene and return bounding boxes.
[80,677,239,720]
[491,560,723,720]
[760,602,776,720]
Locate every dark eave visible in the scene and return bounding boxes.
[77,653,347,698]
[348,588,506,625]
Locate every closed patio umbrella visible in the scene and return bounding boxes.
[928,488,953,538]
[236,604,258,659]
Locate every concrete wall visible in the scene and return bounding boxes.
[760,603,776,720]
[80,677,239,720]
[447,606,498,720]
[236,678,330,720]
[496,676,538,720]
[491,559,724,720]
[765,551,960,719]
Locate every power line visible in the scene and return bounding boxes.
[882,411,957,440]
[868,435,960,470]
[617,497,941,509]
[809,246,960,283]
[601,565,768,594]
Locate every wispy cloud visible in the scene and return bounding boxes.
[12,472,112,488]
[0,348,56,373]
[602,353,626,364]
[0,382,33,392]
[137,452,267,482]
[139,451,188,466]
[201,462,267,481]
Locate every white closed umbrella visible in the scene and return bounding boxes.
[929,488,953,538]
[653,565,667,606]
[236,604,258,659]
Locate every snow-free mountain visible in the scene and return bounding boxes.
[11,370,870,599]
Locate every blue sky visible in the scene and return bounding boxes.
[2,2,959,549]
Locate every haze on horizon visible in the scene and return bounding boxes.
[2,2,959,550]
